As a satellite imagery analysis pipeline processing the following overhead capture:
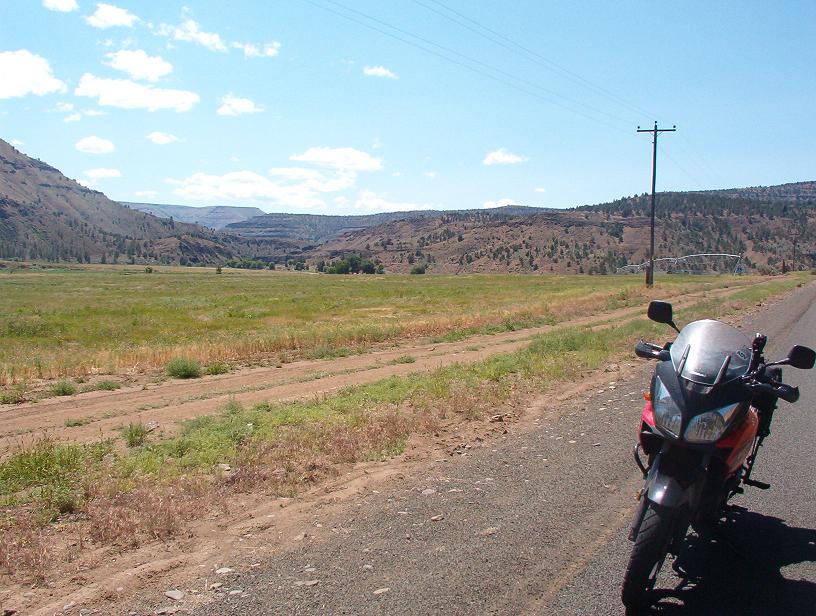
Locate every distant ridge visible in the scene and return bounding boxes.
[125,202,265,230]
[2,137,813,273]
[224,205,544,244]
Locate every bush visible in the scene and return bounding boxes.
[51,380,78,396]
[206,361,229,375]
[144,266,153,274]
[122,423,149,447]
[0,385,27,404]
[166,358,203,379]
[410,264,427,275]
[95,380,121,391]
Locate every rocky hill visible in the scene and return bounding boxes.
[311,188,815,274]
[0,139,299,265]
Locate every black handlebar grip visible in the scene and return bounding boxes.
[777,384,800,404]
[635,340,656,359]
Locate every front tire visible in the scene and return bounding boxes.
[621,500,675,613]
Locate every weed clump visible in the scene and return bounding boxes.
[64,418,90,427]
[390,355,416,364]
[0,384,27,404]
[95,380,121,391]
[205,361,229,375]
[166,358,202,379]
[122,423,149,448]
[50,380,78,396]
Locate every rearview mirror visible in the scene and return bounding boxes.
[647,301,678,332]
[786,345,816,370]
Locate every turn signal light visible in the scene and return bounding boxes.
[644,391,651,401]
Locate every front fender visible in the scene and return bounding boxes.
[645,444,708,508]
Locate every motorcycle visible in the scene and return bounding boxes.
[621,300,816,613]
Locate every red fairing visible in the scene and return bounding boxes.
[641,401,655,428]
[718,407,759,475]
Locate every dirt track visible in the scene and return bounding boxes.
[0,283,757,456]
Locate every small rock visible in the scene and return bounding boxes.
[145,420,160,432]
[293,580,319,587]
[478,527,500,536]
[362,564,374,571]
[430,514,444,522]
[489,414,505,422]
[293,532,307,541]
[155,609,178,615]
[63,602,76,611]
[164,589,185,601]
[421,488,436,496]
[373,587,390,595]
[210,583,223,590]
[229,589,243,596]
[215,567,234,575]
[217,463,232,472]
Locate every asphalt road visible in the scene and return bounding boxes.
[184,283,816,616]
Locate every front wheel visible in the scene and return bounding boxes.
[621,500,676,613]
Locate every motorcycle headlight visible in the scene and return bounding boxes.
[653,378,682,437]
[684,403,740,443]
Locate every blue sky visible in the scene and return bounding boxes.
[1,1,814,214]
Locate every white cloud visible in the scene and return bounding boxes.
[75,73,199,112]
[10,139,24,146]
[86,3,139,28]
[43,0,78,11]
[135,190,157,199]
[77,179,95,188]
[84,167,121,179]
[75,135,115,154]
[64,112,82,122]
[482,197,517,209]
[105,49,172,82]
[55,102,74,112]
[290,147,382,172]
[534,187,546,193]
[169,170,326,210]
[268,167,324,181]
[169,163,365,210]
[353,190,431,213]
[482,148,528,166]
[157,19,227,52]
[0,50,67,99]
[147,131,178,145]
[217,94,263,116]
[84,109,106,116]
[423,171,437,180]
[363,65,398,79]
[232,41,281,58]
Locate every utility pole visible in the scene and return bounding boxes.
[637,122,676,287]
[792,230,800,272]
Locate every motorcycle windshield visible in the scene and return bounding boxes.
[670,319,752,385]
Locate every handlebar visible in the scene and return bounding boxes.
[635,340,671,361]
[744,379,800,404]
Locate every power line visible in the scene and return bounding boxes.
[301,0,631,134]
[415,0,658,122]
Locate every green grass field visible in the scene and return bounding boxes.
[0,272,805,578]
[0,262,773,384]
